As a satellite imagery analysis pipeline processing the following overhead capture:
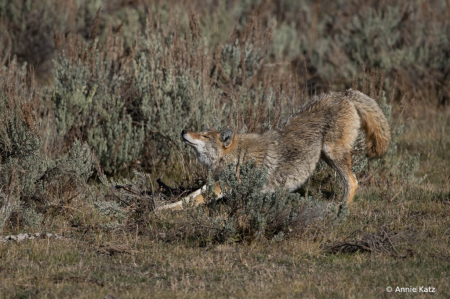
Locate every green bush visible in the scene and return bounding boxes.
[51,22,217,173]
[270,0,450,100]
[0,60,96,231]
[51,13,284,174]
[52,34,145,173]
[179,161,337,244]
[0,0,439,234]
[0,60,41,230]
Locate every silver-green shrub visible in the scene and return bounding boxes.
[0,60,96,231]
[52,34,145,173]
[182,161,336,243]
[270,0,450,98]
[51,16,281,173]
[0,60,41,231]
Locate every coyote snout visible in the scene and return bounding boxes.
[181,127,234,170]
[181,129,200,147]
[160,89,391,211]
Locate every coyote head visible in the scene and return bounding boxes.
[181,126,234,169]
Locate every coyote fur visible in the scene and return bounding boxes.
[160,89,391,210]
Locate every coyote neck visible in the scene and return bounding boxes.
[211,133,272,176]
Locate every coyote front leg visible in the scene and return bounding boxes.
[159,181,222,210]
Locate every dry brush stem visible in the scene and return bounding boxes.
[323,225,407,258]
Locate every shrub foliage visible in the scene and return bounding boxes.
[0,0,435,234]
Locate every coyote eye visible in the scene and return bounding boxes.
[202,135,209,138]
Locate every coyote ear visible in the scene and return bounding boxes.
[205,122,214,131]
[220,128,234,148]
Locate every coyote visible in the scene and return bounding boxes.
[160,89,390,210]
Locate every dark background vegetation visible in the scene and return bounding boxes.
[0,0,449,298]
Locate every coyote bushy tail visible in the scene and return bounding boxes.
[348,90,391,158]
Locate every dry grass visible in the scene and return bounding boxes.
[1,198,449,298]
[1,108,449,298]
[1,1,450,298]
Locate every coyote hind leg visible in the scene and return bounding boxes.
[321,148,358,205]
